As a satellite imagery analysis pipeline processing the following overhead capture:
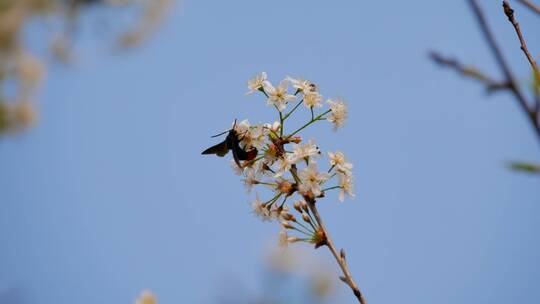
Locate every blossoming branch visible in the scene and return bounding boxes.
[202,72,367,303]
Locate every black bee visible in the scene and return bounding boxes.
[201,120,258,168]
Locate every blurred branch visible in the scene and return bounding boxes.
[517,0,540,16]
[454,0,540,143]
[305,198,367,304]
[429,51,510,93]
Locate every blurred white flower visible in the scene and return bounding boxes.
[134,290,157,304]
[17,54,44,90]
[243,170,259,193]
[230,159,244,175]
[304,91,323,108]
[326,98,348,130]
[251,195,273,221]
[337,173,355,202]
[278,230,289,247]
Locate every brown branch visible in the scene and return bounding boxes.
[503,1,540,78]
[517,0,540,16]
[467,0,540,143]
[429,51,510,92]
[306,199,367,304]
[502,1,540,113]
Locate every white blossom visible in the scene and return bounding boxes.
[244,158,272,177]
[233,119,266,149]
[246,72,268,95]
[274,154,294,177]
[298,162,330,197]
[303,91,323,108]
[328,151,353,175]
[264,80,295,112]
[263,121,281,136]
[230,159,244,175]
[249,125,267,149]
[326,98,348,130]
[286,76,315,94]
[291,139,321,163]
[233,118,250,133]
[242,170,259,193]
[251,195,272,221]
[337,172,355,202]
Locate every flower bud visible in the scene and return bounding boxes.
[302,212,311,223]
[287,237,301,243]
[289,136,302,144]
[276,179,294,195]
[281,212,295,221]
[293,200,303,213]
[281,221,294,229]
[301,200,309,213]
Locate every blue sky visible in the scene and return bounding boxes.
[1,0,540,303]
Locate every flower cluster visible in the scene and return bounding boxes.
[232,72,354,247]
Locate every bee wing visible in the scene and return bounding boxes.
[231,144,243,168]
[201,141,229,157]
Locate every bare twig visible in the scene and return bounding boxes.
[429,51,510,92]
[467,0,540,142]
[305,198,367,304]
[517,0,540,16]
[502,1,540,112]
[503,1,540,77]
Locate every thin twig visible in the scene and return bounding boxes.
[503,1,540,77]
[429,51,510,92]
[467,0,540,142]
[502,1,540,112]
[306,199,367,304]
[517,0,540,16]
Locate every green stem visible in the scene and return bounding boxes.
[305,209,318,229]
[279,195,288,208]
[292,226,313,236]
[305,214,319,232]
[322,185,341,192]
[283,99,304,121]
[294,219,315,234]
[279,111,284,137]
[286,109,331,138]
[264,192,282,208]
